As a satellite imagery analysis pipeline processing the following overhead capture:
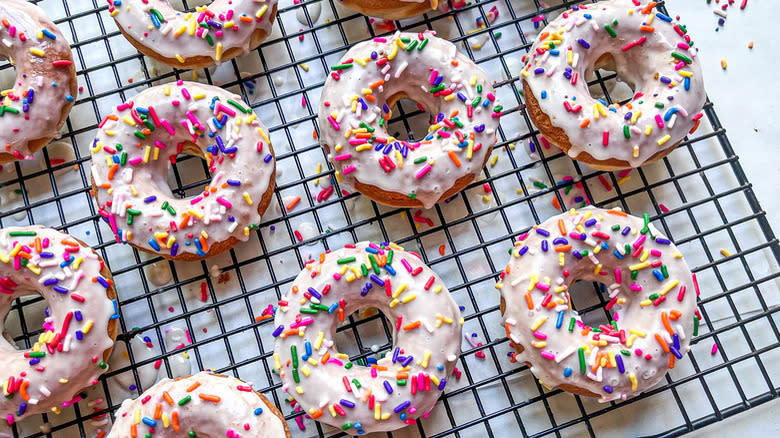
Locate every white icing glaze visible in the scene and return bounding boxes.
[273,242,462,434]
[107,372,288,437]
[0,226,117,420]
[90,81,276,258]
[497,207,697,402]
[0,0,77,160]
[107,0,277,66]
[521,0,706,167]
[318,31,502,209]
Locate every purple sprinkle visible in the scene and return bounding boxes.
[393,401,411,413]
[307,287,322,300]
[383,381,393,394]
[340,399,355,408]
[43,278,59,286]
[272,325,284,337]
[541,240,548,252]
[53,285,68,294]
[584,218,597,227]
[603,385,613,394]
[616,355,625,373]
[535,228,550,237]
[577,38,591,49]
[74,311,83,321]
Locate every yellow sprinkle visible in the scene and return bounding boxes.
[135,409,141,424]
[388,39,399,60]
[122,116,137,127]
[400,293,416,304]
[187,208,204,219]
[659,279,679,296]
[83,320,94,334]
[392,284,407,299]
[216,43,223,61]
[296,386,304,394]
[421,350,431,368]
[640,299,652,307]
[617,176,631,185]
[26,264,41,275]
[657,135,672,146]
[531,316,548,331]
[374,402,381,420]
[273,353,281,369]
[315,331,324,350]
[29,48,45,57]
[720,58,728,70]
[300,62,309,72]
[301,366,311,377]
[433,285,442,294]
[243,192,253,205]
[720,248,732,257]
[0,251,9,264]
[645,125,653,136]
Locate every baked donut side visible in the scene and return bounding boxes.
[107,372,290,437]
[107,0,279,69]
[338,0,437,20]
[274,242,462,435]
[520,0,706,170]
[0,226,118,422]
[318,31,502,209]
[90,81,276,260]
[0,0,77,163]
[496,207,697,402]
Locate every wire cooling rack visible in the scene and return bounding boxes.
[0,0,778,436]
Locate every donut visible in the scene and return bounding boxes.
[106,0,278,69]
[338,0,438,20]
[520,0,706,170]
[90,81,276,260]
[273,242,462,434]
[496,207,698,401]
[0,226,118,422]
[318,31,502,209]
[0,0,77,163]
[107,372,290,437]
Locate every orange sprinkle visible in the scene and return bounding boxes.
[369,80,384,88]
[396,373,409,379]
[689,119,701,134]
[310,408,323,419]
[403,321,421,330]
[162,391,174,406]
[539,31,550,40]
[607,210,628,217]
[439,245,445,255]
[285,196,301,211]
[321,352,330,364]
[312,129,318,139]
[450,110,459,118]
[450,60,459,66]
[19,380,29,401]
[365,94,376,102]
[524,292,534,310]
[99,183,111,189]
[669,310,682,320]
[186,382,201,392]
[580,119,591,128]
[661,311,674,335]
[447,151,461,167]
[34,237,42,253]
[655,333,670,353]
[282,329,300,337]
[504,323,512,338]
[641,2,657,14]
[338,308,344,322]
[239,15,253,23]
[254,314,273,322]
[552,197,561,210]
[640,25,655,32]
[199,236,209,252]
[554,244,573,252]
[172,411,180,431]
[62,239,80,247]
[558,219,567,235]
[198,393,221,403]
[108,164,119,181]
[130,423,137,438]
[668,354,675,369]
[153,403,162,419]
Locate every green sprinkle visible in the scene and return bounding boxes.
[166,205,176,216]
[429,84,446,93]
[533,181,547,189]
[471,96,481,107]
[693,315,699,336]
[291,345,298,368]
[578,348,586,374]
[351,378,361,389]
[292,368,300,383]
[397,379,407,386]
[661,265,669,278]
[413,156,428,164]
[671,52,693,64]
[188,431,197,438]
[387,249,393,264]
[418,38,428,50]
[358,122,375,133]
[133,130,146,140]
[360,263,368,277]
[300,308,318,314]
[8,231,37,236]
[120,151,127,166]
[331,63,354,71]
[612,224,621,231]
[407,193,416,199]
[406,40,418,51]
[655,102,665,108]
[369,255,380,275]
[228,99,251,114]
[344,362,353,369]
[99,361,107,369]
[337,257,356,264]
[477,84,483,94]
[623,125,631,139]
[178,395,192,406]
[206,34,214,47]
[605,24,617,38]
[493,105,503,112]
[342,424,353,431]
[28,351,45,358]
[620,349,631,356]
[568,317,576,332]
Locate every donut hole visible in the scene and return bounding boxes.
[1,293,50,351]
[585,53,637,105]
[168,0,212,12]
[567,280,614,329]
[0,56,16,93]
[334,306,394,367]
[166,143,211,198]
[383,94,440,142]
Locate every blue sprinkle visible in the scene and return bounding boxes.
[655,12,673,22]
[148,239,161,251]
[254,407,264,415]
[563,367,572,377]
[652,269,665,281]
[541,90,547,99]
[384,264,396,276]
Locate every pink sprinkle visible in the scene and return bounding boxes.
[327,115,340,130]
[216,197,232,208]
[602,130,609,146]
[342,165,357,175]
[533,331,547,340]
[190,196,203,205]
[181,88,191,100]
[216,103,236,117]
[128,157,143,165]
[154,140,166,149]
[659,203,670,213]
[711,343,718,355]
[655,114,665,129]
[429,69,438,85]
[615,269,622,284]
[540,350,556,360]
[373,37,387,43]
[333,153,351,161]
[677,285,687,302]
[415,164,432,179]
[630,284,643,292]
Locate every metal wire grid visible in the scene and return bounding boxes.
[0,0,778,436]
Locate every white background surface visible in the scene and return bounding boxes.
[666,0,780,435]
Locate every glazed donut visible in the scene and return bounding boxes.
[106,0,278,68]
[273,242,462,434]
[318,31,502,209]
[90,81,276,260]
[0,0,77,163]
[0,226,118,422]
[496,207,697,401]
[338,0,438,20]
[521,0,706,170]
[107,372,290,437]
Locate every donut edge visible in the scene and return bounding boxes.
[321,142,494,209]
[522,80,681,171]
[337,0,435,20]
[114,3,278,70]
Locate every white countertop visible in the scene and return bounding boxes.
[665,1,780,435]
